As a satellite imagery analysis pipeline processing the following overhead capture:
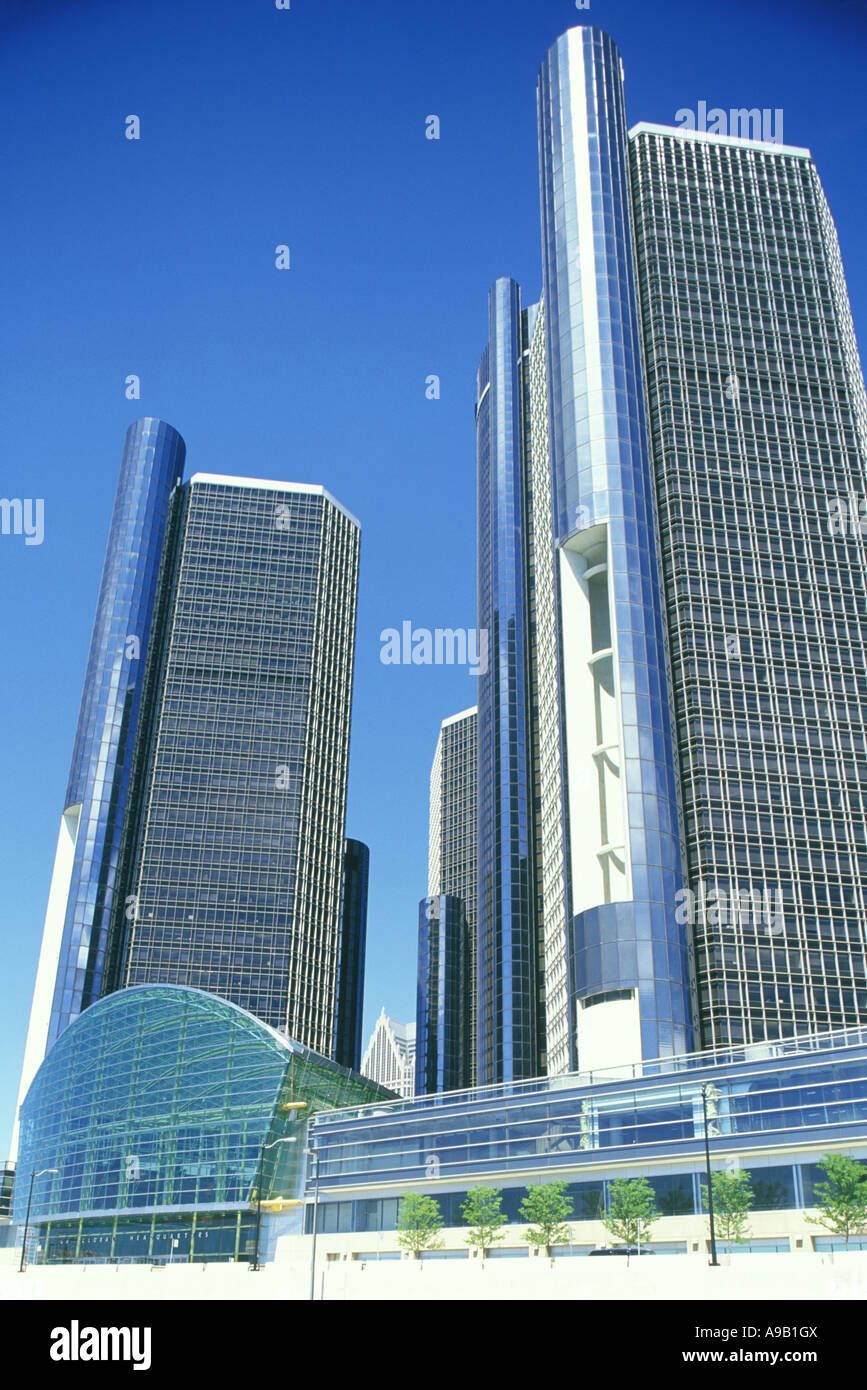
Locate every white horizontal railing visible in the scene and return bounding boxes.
[315,1023,867,1125]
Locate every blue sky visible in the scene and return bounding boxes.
[1,0,865,1151]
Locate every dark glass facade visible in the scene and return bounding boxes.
[106,477,360,1056]
[334,839,369,1071]
[630,125,867,1048]
[416,895,470,1094]
[304,1162,826,1236]
[0,1164,14,1220]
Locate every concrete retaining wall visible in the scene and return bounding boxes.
[2,1250,866,1301]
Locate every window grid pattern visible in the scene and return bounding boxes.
[416,895,469,1093]
[360,1010,416,1098]
[304,1157,846,1234]
[630,128,867,1048]
[529,300,572,1075]
[115,481,358,1053]
[310,1043,867,1189]
[476,280,542,1083]
[285,499,359,1052]
[428,709,477,1083]
[36,1210,258,1265]
[15,985,389,1229]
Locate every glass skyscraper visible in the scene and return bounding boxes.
[416,894,470,1095]
[427,707,477,1083]
[476,283,546,1084]
[15,433,366,1155]
[106,474,361,1058]
[474,23,867,1079]
[630,122,867,1047]
[535,28,694,1073]
[334,838,370,1071]
[476,29,695,1082]
[14,420,185,1145]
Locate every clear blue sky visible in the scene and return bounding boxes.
[1,0,865,1153]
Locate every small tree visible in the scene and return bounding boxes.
[805,1154,867,1251]
[461,1186,507,1255]
[702,1169,754,1254]
[396,1193,443,1257]
[603,1176,659,1250]
[519,1181,574,1255]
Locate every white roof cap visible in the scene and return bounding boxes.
[441,706,478,729]
[629,121,811,160]
[187,474,360,528]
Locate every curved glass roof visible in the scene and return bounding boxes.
[15,985,389,1224]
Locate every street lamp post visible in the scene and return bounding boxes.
[307,1145,321,1301]
[19,1168,58,1273]
[251,1137,297,1271]
[701,1085,719,1267]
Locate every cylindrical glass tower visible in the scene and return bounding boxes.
[537,27,693,1065]
[16,418,185,1129]
[476,279,542,1083]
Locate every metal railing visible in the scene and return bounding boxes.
[314,1023,867,1125]
[34,1252,241,1267]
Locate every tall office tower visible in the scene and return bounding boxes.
[476,282,546,1084]
[428,708,477,1081]
[334,838,370,1071]
[105,475,361,1058]
[533,27,695,1072]
[361,1007,416,1098]
[629,123,867,1046]
[415,894,470,1094]
[474,28,698,1083]
[13,420,185,1146]
[474,22,867,1076]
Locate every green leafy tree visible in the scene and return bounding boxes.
[603,1177,659,1249]
[519,1181,574,1254]
[805,1154,867,1250]
[702,1169,754,1253]
[461,1186,507,1254]
[396,1193,443,1257]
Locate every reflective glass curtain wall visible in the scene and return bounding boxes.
[537,28,693,1064]
[476,279,543,1083]
[36,420,185,1059]
[15,985,390,1235]
[416,895,469,1094]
